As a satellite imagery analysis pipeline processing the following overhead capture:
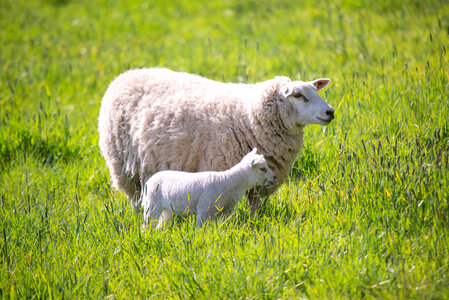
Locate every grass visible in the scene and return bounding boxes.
[1,0,449,298]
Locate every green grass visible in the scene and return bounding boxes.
[1,0,449,298]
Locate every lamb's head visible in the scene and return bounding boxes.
[242,148,276,188]
[279,78,335,126]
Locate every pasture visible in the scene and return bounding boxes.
[1,0,448,298]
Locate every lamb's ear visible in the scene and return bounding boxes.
[279,85,293,98]
[250,158,257,167]
[312,78,331,90]
[251,147,258,154]
[250,155,264,167]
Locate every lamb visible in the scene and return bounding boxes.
[98,67,334,213]
[141,148,276,228]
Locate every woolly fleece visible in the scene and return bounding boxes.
[98,67,333,211]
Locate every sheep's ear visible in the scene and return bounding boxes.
[251,147,258,154]
[312,78,331,90]
[280,85,293,98]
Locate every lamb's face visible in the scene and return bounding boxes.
[280,79,335,126]
[248,153,276,188]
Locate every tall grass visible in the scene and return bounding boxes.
[1,0,448,298]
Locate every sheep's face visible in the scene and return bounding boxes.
[280,79,335,126]
[244,148,277,188]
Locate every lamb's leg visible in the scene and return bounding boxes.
[196,216,207,228]
[142,207,161,230]
[156,209,173,230]
[196,208,211,228]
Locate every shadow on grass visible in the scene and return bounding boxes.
[0,127,81,168]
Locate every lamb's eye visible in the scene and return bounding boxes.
[260,167,267,173]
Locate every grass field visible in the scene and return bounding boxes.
[1,0,449,298]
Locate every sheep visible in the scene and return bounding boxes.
[141,148,276,228]
[98,67,334,213]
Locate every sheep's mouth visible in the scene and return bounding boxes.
[317,117,333,124]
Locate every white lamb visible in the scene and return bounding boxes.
[98,68,334,213]
[141,148,276,228]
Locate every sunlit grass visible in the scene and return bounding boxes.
[1,0,448,298]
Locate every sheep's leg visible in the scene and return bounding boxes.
[134,180,149,212]
[115,174,141,212]
[128,178,142,212]
[129,195,140,212]
[106,157,142,212]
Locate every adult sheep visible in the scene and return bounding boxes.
[98,67,335,213]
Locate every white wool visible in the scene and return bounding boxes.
[98,67,334,212]
[141,149,276,228]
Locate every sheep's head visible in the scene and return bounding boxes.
[279,79,334,126]
[243,148,276,188]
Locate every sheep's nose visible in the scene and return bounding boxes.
[326,109,335,119]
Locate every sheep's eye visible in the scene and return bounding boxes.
[292,92,303,99]
[303,97,309,103]
[260,167,267,173]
